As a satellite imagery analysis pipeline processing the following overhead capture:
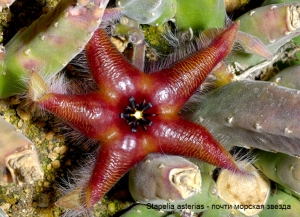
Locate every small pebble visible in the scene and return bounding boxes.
[110,37,127,52]
[59,145,68,154]
[43,181,50,188]
[10,97,20,105]
[48,144,53,150]
[36,121,46,128]
[17,119,23,128]
[0,100,9,112]
[35,138,42,145]
[45,131,55,141]
[0,203,11,211]
[37,180,43,186]
[66,159,72,166]
[54,145,68,155]
[51,160,60,169]
[46,163,52,170]
[108,202,116,212]
[24,188,31,194]
[32,202,37,208]
[16,108,31,121]
[47,152,58,161]
[36,193,50,208]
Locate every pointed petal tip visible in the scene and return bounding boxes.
[206,21,239,63]
[231,20,240,30]
[223,158,257,179]
[234,20,240,28]
[236,31,272,60]
[223,21,240,41]
[85,184,100,209]
[215,21,239,46]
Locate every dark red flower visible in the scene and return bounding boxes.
[32,23,240,209]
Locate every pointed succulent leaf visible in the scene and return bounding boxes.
[237,3,300,46]
[235,31,271,59]
[199,27,271,60]
[227,3,300,69]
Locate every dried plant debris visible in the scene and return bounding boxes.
[217,162,270,216]
[0,115,43,185]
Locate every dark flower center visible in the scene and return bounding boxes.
[120,96,156,132]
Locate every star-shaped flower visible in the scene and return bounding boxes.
[31,22,240,210]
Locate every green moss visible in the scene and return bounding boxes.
[142,24,173,56]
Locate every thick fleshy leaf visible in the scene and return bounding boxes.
[187,80,300,156]
[227,3,300,71]
[253,149,300,197]
[0,0,109,98]
[174,0,226,31]
[270,65,300,89]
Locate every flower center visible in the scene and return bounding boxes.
[120,96,156,132]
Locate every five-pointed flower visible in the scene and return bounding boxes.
[30,22,240,210]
